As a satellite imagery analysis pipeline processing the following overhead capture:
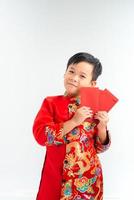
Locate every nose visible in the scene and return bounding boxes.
[71,75,79,83]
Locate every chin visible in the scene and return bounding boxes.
[66,89,79,97]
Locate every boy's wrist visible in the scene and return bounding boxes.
[97,123,107,131]
[62,119,78,137]
[97,126,108,144]
[70,118,78,127]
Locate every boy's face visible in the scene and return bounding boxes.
[64,61,96,97]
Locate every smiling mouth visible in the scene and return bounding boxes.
[68,83,77,87]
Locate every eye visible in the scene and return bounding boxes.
[80,75,86,78]
[69,70,74,73]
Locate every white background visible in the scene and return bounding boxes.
[0,0,134,199]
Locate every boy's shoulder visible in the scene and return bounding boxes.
[41,94,70,109]
[44,94,65,102]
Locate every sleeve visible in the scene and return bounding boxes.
[94,128,111,154]
[32,97,67,146]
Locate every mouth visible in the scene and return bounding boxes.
[68,83,77,87]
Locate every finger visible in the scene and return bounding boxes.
[96,112,108,118]
[97,111,108,116]
[83,107,92,111]
[83,108,93,113]
[84,111,93,116]
[86,113,93,118]
[82,106,91,109]
[95,115,109,123]
[97,114,107,120]
[96,114,105,119]
[95,113,106,118]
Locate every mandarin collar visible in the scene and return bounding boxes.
[63,91,81,105]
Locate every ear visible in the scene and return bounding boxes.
[90,80,97,87]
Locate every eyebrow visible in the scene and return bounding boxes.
[69,66,87,76]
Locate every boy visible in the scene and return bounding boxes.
[33,52,111,200]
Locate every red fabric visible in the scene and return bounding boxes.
[32,95,111,200]
[36,145,66,200]
[33,96,70,200]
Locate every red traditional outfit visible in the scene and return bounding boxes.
[32,93,111,200]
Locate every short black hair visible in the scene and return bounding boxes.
[66,52,102,81]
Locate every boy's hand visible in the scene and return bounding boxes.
[71,106,93,126]
[94,111,109,128]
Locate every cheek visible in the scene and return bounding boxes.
[64,74,71,82]
[79,80,91,87]
[64,75,70,85]
[64,79,67,86]
[64,74,67,80]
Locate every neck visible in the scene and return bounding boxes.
[64,91,80,98]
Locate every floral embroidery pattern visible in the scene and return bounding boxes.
[61,179,73,199]
[60,93,110,199]
[82,121,96,132]
[68,128,80,141]
[45,126,65,145]
[74,176,96,193]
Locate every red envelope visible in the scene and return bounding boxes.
[99,88,119,112]
[79,87,119,113]
[79,87,100,113]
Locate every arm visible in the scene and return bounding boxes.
[32,97,76,146]
[94,127,111,154]
[94,111,111,153]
